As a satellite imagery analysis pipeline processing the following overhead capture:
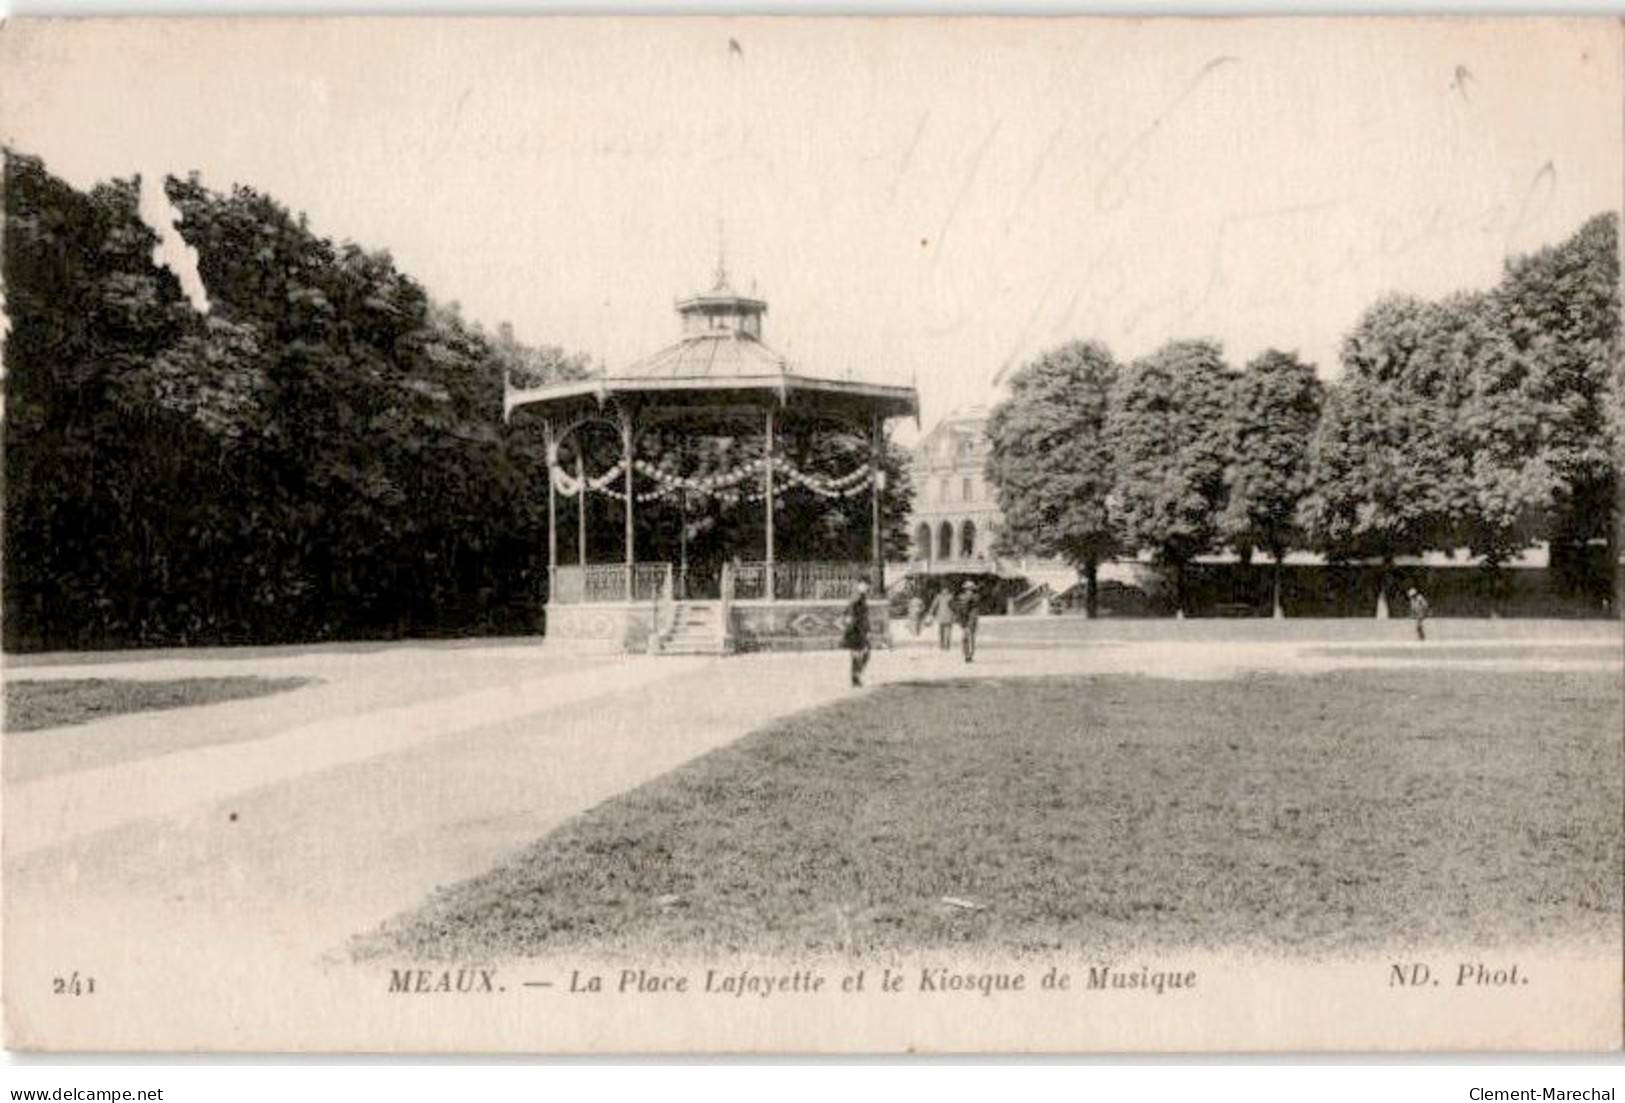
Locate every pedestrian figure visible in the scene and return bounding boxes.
[953,581,980,663]
[842,581,873,686]
[929,586,955,651]
[1407,586,1430,641]
[907,593,926,637]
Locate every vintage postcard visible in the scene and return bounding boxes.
[1,15,1620,1054]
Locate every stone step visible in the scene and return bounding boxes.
[651,603,728,656]
[659,643,726,655]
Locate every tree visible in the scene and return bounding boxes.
[3,150,597,649]
[1219,349,1323,616]
[1108,338,1236,615]
[1493,212,1620,599]
[1432,293,1557,585]
[985,340,1119,617]
[1298,295,1470,614]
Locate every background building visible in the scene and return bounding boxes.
[905,406,1001,572]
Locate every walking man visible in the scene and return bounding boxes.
[1407,586,1430,641]
[929,586,955,651]
[842,581,873,686]
[907,592,926,637]
[953,581,980,663]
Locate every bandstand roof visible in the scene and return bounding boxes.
[503,279,918,424]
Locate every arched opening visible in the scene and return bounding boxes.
[960,519,977,559]
[914,523,932,562]
[937,521,954,562]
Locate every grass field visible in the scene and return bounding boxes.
[362,667,1622,961]
[4,676,311,733]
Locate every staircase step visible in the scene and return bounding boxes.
[651,602,728,655]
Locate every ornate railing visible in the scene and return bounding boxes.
[551,563,672,604]
[631,562,670,602]
[584,564,630,603]
[776,561,875,600]
[557,560,875,604]
[721,560,875,601]
[729,561,769,601]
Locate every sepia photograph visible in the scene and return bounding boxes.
[0,14,1620,1055]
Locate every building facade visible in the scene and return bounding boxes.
[906,406,1003,571]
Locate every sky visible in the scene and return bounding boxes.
[1,16,1620,434]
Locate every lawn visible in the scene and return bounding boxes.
[4,676,312,733]
[362,668,1622,961]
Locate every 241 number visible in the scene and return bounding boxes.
[52,972,95,996]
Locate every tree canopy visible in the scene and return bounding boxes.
[984,340,1118,613]
[1219,348,1323,564]
[1107,338,1236,610]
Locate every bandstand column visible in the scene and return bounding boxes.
[576,451,587,567]
[870,414,884,592]
[544,420,557,575]
[621,406,635,601]
[764,405,776,601]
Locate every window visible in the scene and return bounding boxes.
[939,478,949,502]
[962,477,973,502]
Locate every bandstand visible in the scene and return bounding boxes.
[503,269,918,654]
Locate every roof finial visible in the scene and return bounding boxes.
[713,219,731,292]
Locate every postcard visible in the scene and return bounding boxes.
[2,15,1620,1052]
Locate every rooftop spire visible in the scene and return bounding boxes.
[712,219,731,292]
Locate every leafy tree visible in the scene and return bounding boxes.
[3,150,594,649]
[1426,293,1557,582]
[1493,212,1620,595]
[985,340,1119,617]
[1298,295,1473,613]
[1108,338,1236,615]
[1219,349,1323,615]
[1303,216,1620,614]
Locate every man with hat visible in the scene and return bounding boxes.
[952,581,981,663]
[841,581,873,686]
[1406,586,1430,641]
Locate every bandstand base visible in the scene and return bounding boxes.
[543,600,892,655]
[543,602,658,654]
[728,600,891,653]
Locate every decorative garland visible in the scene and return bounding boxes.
[632,457,766,494]
[549,459,626,499]
[548,455,880,503]
[776,460,877,499]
